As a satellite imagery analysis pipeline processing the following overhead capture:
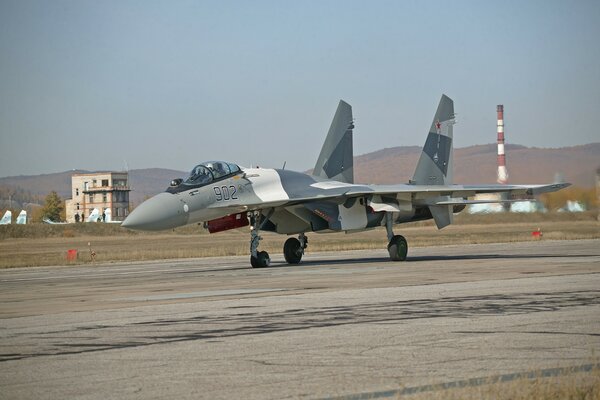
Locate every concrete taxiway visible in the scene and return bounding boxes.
[1,239,599,399]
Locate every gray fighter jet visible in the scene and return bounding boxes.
[122,95,568,267]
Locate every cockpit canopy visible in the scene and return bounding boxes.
[166,161,242,193]
[184,161,241,186]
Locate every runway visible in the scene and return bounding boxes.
[1,239,599,399]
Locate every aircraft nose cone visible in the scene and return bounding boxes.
[122,192,189,231]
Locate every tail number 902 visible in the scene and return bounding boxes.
[214,185,238,202]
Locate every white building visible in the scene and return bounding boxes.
[65,172,130,223]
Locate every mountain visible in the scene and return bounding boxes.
[0,143,598,207]
[128,168,187,204]
[0,168,186,206]
[355,143,600,187]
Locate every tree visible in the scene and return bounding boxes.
[42,191,64,222]
[539,186,597,211]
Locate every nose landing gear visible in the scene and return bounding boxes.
[249,210,272,268]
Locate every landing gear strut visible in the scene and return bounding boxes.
[249,210,273,268]
[385,212,408,261]
[284,233,308,264]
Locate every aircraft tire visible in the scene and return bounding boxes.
[283,238,303,264]
[387,235,408,261]
[251,251,271,268]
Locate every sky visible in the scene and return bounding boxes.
[1,0,599,177]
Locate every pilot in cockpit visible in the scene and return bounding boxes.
[206,161,229,179]
[189,165,212,184]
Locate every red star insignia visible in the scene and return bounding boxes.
[435,121,441,130]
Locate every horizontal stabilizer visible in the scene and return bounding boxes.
[523,182,571,195]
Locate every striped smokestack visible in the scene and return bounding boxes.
[497,105,508,184]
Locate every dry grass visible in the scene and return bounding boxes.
[0,212,598,268]
[399,363,600,400]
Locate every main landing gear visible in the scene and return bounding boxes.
[283,233,308,264]
[249,211,309,267]
[249,210,405,266]
[385,212,408,261]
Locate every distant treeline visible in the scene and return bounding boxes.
[539,186,598,210]
[0,185,44,207]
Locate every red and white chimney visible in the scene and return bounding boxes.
[497,105,508,184]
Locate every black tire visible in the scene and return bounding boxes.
[251,251,271,268]
[387,235,408,261]
[283,238,303,264]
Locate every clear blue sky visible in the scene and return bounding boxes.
[1,0,599,177]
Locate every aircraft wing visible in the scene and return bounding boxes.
[211,181,570,232]
[344,182,571,203]
[216,182,569,215]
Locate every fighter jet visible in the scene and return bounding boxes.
[122,95,569,267]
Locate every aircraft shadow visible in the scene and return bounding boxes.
[268,253,596,268]
[407,253,596,262]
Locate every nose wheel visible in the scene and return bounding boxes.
[251,250,271,268]
[249,210,272,268]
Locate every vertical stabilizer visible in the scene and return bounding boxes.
[411,94,455,186]
[411,95,456,229]
[0,210,12,225]
[313,100,354,183]
[16,210,27,225]
[87,208,100,222]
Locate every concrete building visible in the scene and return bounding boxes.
[65,172,130,223]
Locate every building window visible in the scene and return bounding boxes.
[103,193,107,202]
[92,179,97,187]
[76,203,80,210]
[89,194,94,203]
[102,179,109,187]
[76,188,79,196]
